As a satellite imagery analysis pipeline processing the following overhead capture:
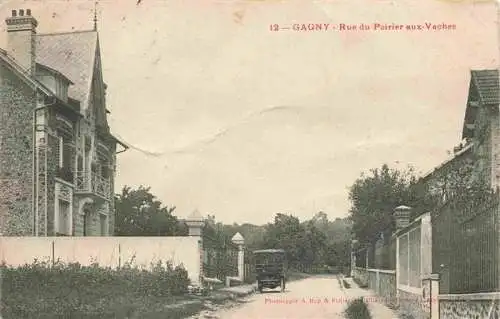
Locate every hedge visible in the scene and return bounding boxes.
[1,257,191,318]
[344,298,372,319]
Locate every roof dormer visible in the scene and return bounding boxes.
[35,63,73,103]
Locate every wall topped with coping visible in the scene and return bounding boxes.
[439,293,500,319]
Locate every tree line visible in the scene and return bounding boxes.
[348,158,493,248]
[114,151,496,275]
[114,186,352,273]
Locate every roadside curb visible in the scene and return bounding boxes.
[174,273,310,317]
[218,285,258,299]
[160,287,257,319]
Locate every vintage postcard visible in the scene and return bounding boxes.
[0,0,499,318]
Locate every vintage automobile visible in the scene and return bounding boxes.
[253,249,287,293]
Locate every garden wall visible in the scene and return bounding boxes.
[352,267,369,287]
[439,293,500,319]
[367,269,397,308]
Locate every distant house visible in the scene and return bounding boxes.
[0,9,127,236]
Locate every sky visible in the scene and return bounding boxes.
[1,0,498,225]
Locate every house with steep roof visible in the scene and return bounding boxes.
[461,69,500,188]
[0,9,127,236]
[420,70,500,199]
[351,69,500,319]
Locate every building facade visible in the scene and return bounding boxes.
[0,9,127,236]
[421,70,500,200]
[351,69,500,319]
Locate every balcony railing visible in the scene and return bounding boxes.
[75,171,111,200]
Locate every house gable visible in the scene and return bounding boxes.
[462,70,499,140]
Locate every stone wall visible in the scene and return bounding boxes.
[398,289,428,319]
[0,60,35,236]
[368,269,377,290]
[439,296,500,319]
[353,267,369,287]
[380,272,397,307]
[366,269,397,308]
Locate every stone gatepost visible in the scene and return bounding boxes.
[394,205,412,230]
[394,205,412,307]
[231,232,245,281]
[185,210,205,287]
[350,239,358,277]
[428,273,440,319]
[186,209,204,237]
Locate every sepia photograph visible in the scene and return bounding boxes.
[0,0,499,318]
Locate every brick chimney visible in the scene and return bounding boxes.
[5,9,38,75]
[393,205,411,231]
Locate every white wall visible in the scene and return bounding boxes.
[0,236,201,285]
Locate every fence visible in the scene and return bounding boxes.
[432,193,499,294]
[202,225,238,283]
[353,234,396,272]
[398,223,422,289]
[374,235,396,270]
[352,212,433,318]
[355,247,367,268]
[244,263,256,283]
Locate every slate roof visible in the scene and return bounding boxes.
[471,69,499,105]
[35,30,98,110]
[462,69,499,139]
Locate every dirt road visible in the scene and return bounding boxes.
[190,275,360,319]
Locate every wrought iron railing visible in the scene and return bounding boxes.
[202,225,239,282]
[75,171,111,200]
[432,191,499,294]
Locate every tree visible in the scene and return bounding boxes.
[217,212,352,273]
[348,164,420,245]
[114,186,183,236]
[349,151,498,246]
[259,213,330,269]
[418,150,496,217]
[262,214,302,265]
[301,220,327,266]
[221,223,267,250]
[311,211,328,233]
